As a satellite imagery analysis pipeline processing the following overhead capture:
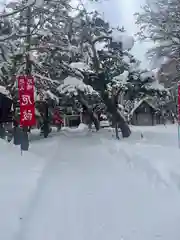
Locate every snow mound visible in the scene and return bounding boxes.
[61,123,89,136]
[0,139,46,240]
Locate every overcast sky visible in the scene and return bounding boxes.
[86,0,150,69]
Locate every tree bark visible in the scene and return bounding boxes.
[78,94,100,131]
[103,93,131,138]
[87,40,131,137]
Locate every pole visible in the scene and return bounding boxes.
[21,4,32,149]
[178,124,180,148]
[178,83,180,148]
[26,6,32,76]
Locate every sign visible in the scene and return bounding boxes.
[18,76,36,127]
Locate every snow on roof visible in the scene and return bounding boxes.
[57,76,97,96]
[111,30,134,50]
[130,97,157,116]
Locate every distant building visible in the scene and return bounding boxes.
[130,99,161,126]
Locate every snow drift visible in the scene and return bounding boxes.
[61,123,89,137]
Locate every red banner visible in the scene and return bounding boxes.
[18,76,36,127]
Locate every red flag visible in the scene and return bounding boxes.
[18,76,36,127]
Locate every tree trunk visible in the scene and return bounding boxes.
[115,109,131,138]
[78,95,100,131]
[42,101,50,138]
[103,94,131,138]
[0,124,5,139]
[115,123,119,140]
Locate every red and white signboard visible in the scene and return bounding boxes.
[18,76,36,127]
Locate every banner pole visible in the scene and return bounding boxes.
[178,124,180,148]
[178,83,180,148]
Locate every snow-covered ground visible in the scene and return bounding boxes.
[1,124,180,240]
[0,140,47,240]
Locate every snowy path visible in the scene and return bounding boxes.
[16,134,180,240]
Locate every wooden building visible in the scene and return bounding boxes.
[130,99,161,126]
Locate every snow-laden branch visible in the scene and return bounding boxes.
[0,0,44,18]
[0,2,33,18]
[135,0,180,64]
[0,31,16,42]
[57,76,98,97]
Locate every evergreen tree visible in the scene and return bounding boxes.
[135,0,180,72]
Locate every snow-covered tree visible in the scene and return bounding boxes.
[0,0,137,137]
[135,0,180,75]
[106,66,169,118]
[0,0,72,97]
[135,0,179,121]
[61,9,134,137]
[127,70,167,100]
